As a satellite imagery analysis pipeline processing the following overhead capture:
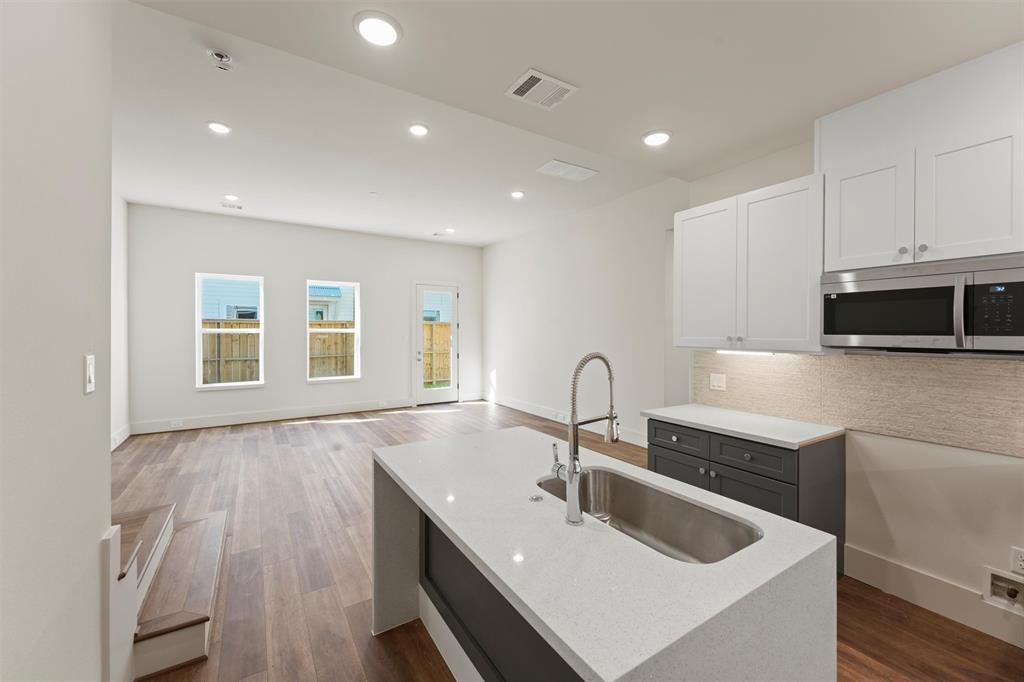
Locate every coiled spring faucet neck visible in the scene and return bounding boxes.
[560,352,620,526]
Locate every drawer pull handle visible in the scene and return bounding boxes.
[698,467,706,475]
[743,453,752,461]
[670,435,678,442]
[709,470,717,478]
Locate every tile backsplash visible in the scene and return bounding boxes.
[692,351,1024,458]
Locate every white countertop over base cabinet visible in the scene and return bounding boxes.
[372,427,837,682]
[674,174,823,352]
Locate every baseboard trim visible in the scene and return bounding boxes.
[131,398,416,434]
[111,424,131,451]
[494,396,646,447]
[845,544,1024,648]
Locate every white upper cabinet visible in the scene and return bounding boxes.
[915,125,1023,262]
[818,42,1024,271]
[824,149,915,271]
[674,197,738,348]
[738,175,823,351]
[674,176,823,352]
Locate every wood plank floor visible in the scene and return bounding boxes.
[112,401,1024,682]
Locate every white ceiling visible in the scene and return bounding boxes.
[114,3,667,246]
[138,0,1023,180]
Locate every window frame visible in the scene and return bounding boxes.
[195,273,265,390]
[306,279,361,383]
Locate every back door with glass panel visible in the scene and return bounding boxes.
[415,284,458,404]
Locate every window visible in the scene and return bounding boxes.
[307,280,360,381]
[196,273,264,388]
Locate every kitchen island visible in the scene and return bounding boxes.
[372,426,836,681]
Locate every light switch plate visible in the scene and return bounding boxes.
[84,354,96,394]
[710,373,727,391]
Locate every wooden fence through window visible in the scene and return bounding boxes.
[422,321,452,387]
[201,320,261,384]
[308,320,356,378]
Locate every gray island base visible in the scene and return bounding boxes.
[372,427,837,682]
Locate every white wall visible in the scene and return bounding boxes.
[681,139,1024,646]
[111,194,130,448]
[1,2,113,679]
[128,205,482,433]
[688,140,814,206]
[483,179,689,445]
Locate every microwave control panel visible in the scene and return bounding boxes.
[973,282,1021,335]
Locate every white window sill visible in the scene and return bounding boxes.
[196,381,265,392]
[307,375,362,384]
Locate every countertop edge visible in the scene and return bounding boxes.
[639,406,845,449]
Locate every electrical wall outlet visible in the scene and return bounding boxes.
[985,567,1024,612]
[710,373,727,391]
[170,419,184,429]
[1012,546,1024,575]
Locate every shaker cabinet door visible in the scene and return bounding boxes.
[915,125,1024,263]
[709,463,798,521]
[674,198,738,348]
[737,174,823,351]
[824,149,916,272]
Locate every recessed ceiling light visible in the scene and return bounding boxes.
[510,190,525,200]
[408,123,429,137]
[207,121,231,135]
[642,130,672,147]
[223,194,239,202]
[445,227,456,234]
[354,11,402,47]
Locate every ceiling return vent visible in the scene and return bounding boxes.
[505,68,577,110]
[537,159,599,182]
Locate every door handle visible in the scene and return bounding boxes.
[953,274,966,349]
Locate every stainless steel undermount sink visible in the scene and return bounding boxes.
[537,467,762,563]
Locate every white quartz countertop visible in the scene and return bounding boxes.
[640,403,844,449]
[373,426,835,682]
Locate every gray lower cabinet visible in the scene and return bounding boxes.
[647,419,845,574]
[647,445,709,489]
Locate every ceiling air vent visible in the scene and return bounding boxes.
[505,69,577,110]
[537,159,599,182]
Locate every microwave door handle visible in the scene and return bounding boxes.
[953,275,966,348]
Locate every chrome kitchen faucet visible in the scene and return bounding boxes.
[551,352,620,525]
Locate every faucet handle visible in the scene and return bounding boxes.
[552,442,560,465]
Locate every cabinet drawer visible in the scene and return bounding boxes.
[709,463,798,521]
[647,420,709,458]
[709,434,797,484]
[648,445,710,490]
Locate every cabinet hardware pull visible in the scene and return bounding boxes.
[670,435,678,442]
[898,246,909,255]
[726,336,733,342]
[736,336,744,342]
[709,470,717,478]
[743,453,752,461]
[918,243,929,252]
[698,467,706,475]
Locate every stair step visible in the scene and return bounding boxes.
[133,510,227,679]
[113,504,175,584]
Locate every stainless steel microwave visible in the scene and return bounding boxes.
[821,254,1024,353]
